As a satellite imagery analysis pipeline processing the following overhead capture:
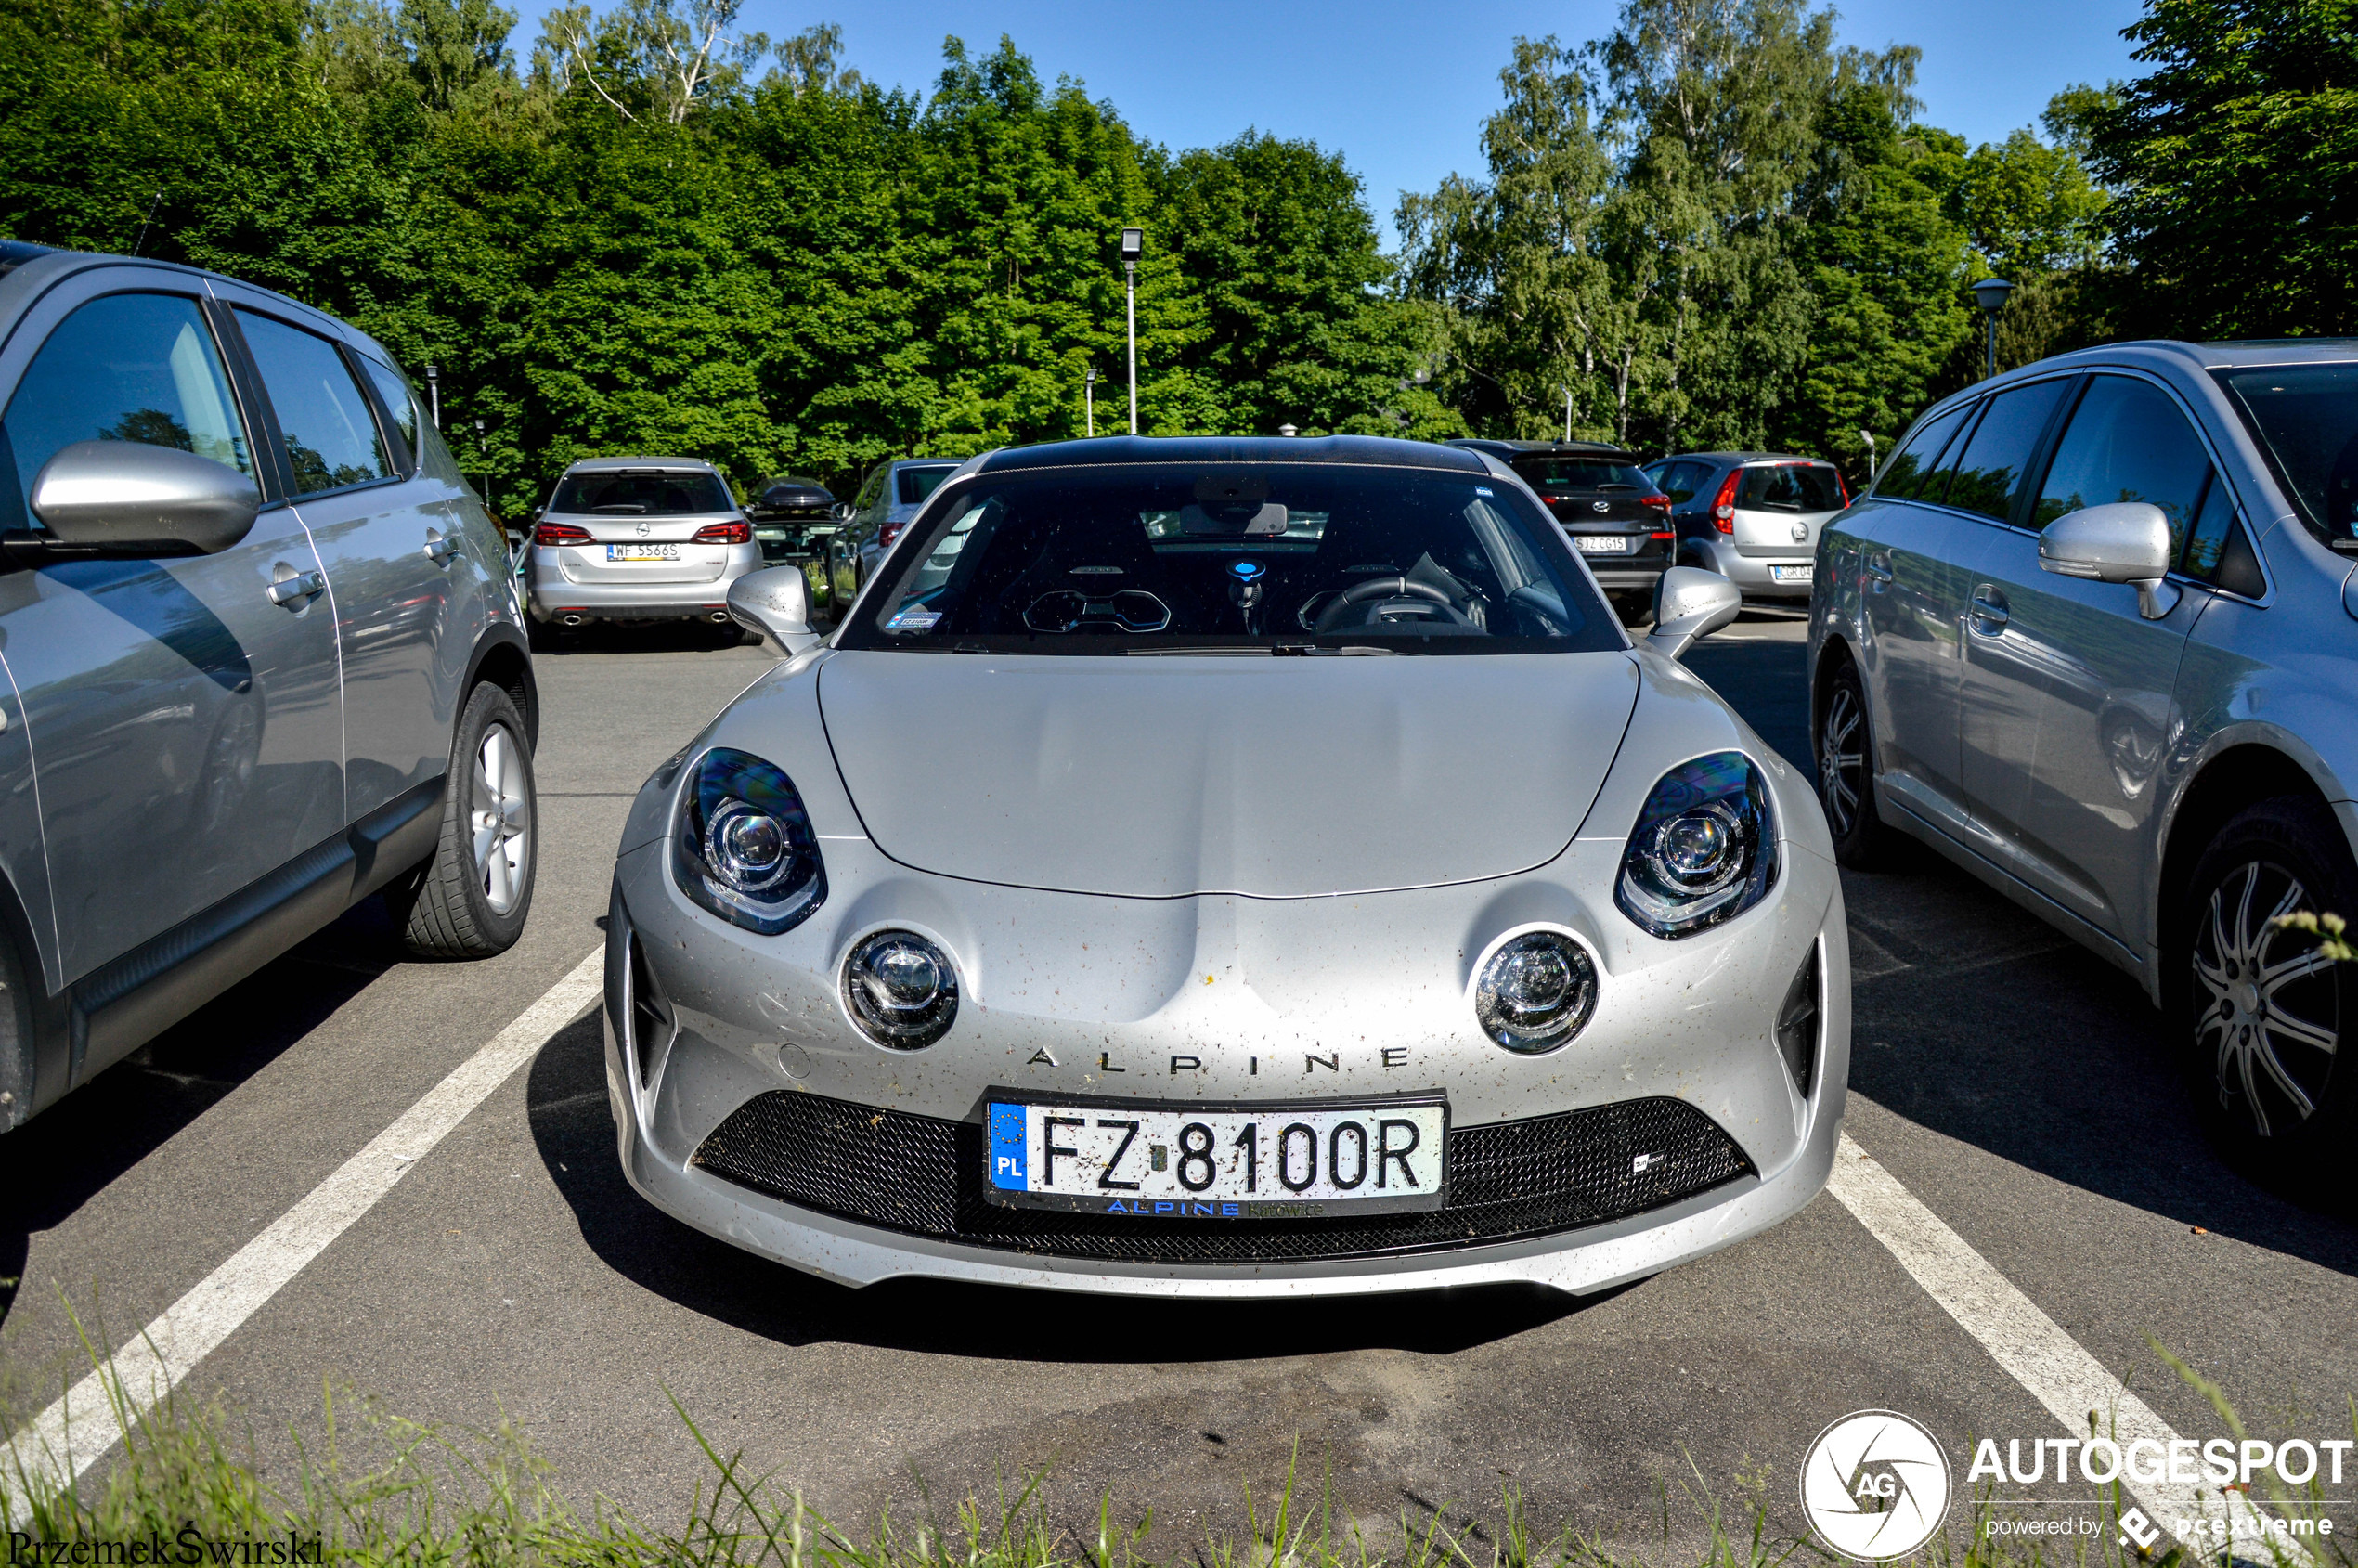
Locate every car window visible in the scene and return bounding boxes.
[1874,405,1971,502]
[2180,471,2267,596]
[0,292,253,532]
[2032,375,2213,562]
[550,471,732,513]
[357,356,418,473]
[896,465,955,506]
[1512,458,1652,494]
[1737,463,1844,512]
[235,310,393,495]
[849,464,1621,655]
[1937,377,2071,522]
[1655,462,1702,504]
[2211,362,2358,543]
[854,466,887,512]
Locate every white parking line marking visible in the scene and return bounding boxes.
[3,949,604,1513]
[1828,1133,2300,1554]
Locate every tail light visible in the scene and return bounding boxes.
[1710,471,1740,534]
[692,520,752,544]
[877,520,907,550]
[1650,531,1674,541]
[535,522,592,545]
[1639,492,1672,518]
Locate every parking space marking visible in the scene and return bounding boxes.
[1829,1133,2296,1553]
[3,949,605,1513]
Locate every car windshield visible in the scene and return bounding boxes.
[1738,463,1845,512]
[1514,458,1652,494]
[897,466,955,505]
[845,463,1620,655]
[551,471,732,514]
[2213,363,2358,541]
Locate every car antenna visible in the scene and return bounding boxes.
[128,189,162,257]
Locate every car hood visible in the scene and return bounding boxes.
[816,650,1640,898]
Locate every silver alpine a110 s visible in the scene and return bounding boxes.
[602,435,1849,1298]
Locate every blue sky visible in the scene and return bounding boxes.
[549,0,2144,244]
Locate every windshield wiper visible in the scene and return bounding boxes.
[1274,642,1398,655]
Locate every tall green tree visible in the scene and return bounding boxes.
[2090,0,2356,335]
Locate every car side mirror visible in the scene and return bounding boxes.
[727,564,822,654]
[27,441,259,556]
[831,502,856,522]
[1645,565,1742,660]
[2039,501,2182,620]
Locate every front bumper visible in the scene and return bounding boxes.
[600,797,1850,1298]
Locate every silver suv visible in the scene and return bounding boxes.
[0,242,538,1130]
[1807,339,2358,1186]
[525,456,759,637]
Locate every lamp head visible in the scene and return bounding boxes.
[1972,277,2015,315]
[1119,227,1144,263]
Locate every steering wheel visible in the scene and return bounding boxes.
[1310,577,1478,635]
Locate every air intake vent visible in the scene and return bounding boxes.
[692,1091,1753,1265]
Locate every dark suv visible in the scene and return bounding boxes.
[1449,440,1672,614]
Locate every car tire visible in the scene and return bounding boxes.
[2170,795,2358,1191]
[1814,656,1887,869]
[386,680,537,960]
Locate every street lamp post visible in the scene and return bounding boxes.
[1972,278,2015,381]
[424,362,440,430]
[1084,366,1096,438]
[1120,227,1143,434]
[1561,384,1574,444]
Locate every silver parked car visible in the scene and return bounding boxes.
[0,241,538,1129]
[604,435,1850,1298]
[1808,340,2358,1184]
[525,456,759,637]
[821,456,958,610]
[1650,452,1849,602]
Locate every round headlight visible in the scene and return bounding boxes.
[1474,930,1597,1054]
[671,748,826,937]
[1643,799,1748,895]
[842,929,960,1049]
[1615,752,1779,939]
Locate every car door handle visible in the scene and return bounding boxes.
[423,531,459,565]
[266,569,324,607]
[1969,583,2009,632]
[1863,551,1894,585]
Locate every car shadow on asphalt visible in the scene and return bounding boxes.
[530,622,760,656]
[523,1016,1603,1357]
[0,899,401,1329]
[1841,856,2358,1276]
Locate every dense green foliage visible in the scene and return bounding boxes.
[2087,0,2356,336]
[1394,0,2122,476]
[0,0,2342,499]
[0,0,1446,509]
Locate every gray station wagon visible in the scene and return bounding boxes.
[0,241,538,1130]
[1807,339,2358,1188]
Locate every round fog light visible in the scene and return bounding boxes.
[842,929,960,1049]
[1474,930,1597,1054]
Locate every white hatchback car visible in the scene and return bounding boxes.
[525,456,759,636]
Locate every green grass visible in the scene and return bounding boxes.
[1,1338,2350,1568]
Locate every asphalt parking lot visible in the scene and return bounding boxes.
[4,613,2353,1555]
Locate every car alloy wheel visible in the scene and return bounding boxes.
[2192,857,2339,1138]
[473,720,531,914]
[1818,683,1865,840]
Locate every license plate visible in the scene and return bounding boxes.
[605,543,680,562]
[1769,564,1814,583]
[1574,534,1629,554]
[985,1095,1447,1217]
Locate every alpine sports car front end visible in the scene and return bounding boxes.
[602,435,1848,1299]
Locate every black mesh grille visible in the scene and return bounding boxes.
[691,1090,1754,1265]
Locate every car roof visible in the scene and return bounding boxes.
[978,434,1489,474]
[0,242,407,373]
[564,455,722,474]
[1667,451,1838,466]
[1451,438,1640,461]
